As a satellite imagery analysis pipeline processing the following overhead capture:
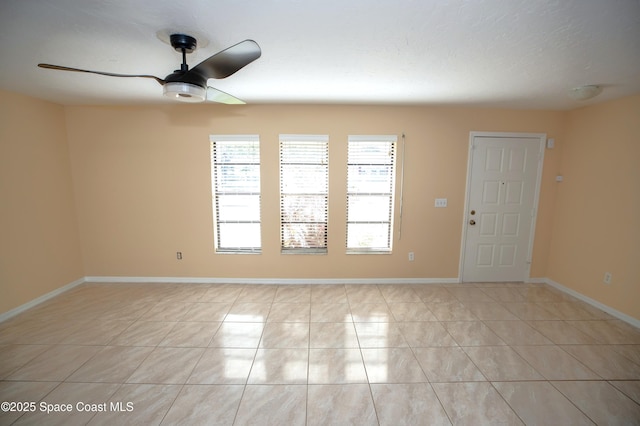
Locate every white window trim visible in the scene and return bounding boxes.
[210,134,262,254]
[348,135,398,142]
[279,134,329,254]
[280,134,330,143]
[346,134,398,254]
[210,134,260,142]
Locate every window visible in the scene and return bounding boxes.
[210,135,261,252]
[346,135,397,252]
[279,135,329,253]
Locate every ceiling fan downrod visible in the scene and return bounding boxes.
[169,33,197,72]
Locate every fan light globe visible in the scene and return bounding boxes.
[163,82,206,103]
[568,85,603,101]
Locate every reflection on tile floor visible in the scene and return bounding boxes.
[1,282,639,425]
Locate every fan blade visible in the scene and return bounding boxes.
[38,63,165,85]
[206,87,246,104]
[186,39,261,80]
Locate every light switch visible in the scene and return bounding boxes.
[435,198,447,208]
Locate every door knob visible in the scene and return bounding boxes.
[469,220,476,225]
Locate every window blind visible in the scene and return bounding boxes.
[210,135,261,252]
[346,135,397,252]
[279,135,329,253]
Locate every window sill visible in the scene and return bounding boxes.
[215,250,262,255]
[346,250,392,255]
[281,249,328,255]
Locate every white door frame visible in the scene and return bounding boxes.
[458,131,546,283]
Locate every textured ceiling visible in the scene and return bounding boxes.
[1,0,639,109]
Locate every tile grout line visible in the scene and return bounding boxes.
[546,380,600,425]
[350,284,381,426]
[305,299,310,426]
[220,289,254,426]
[2,282,639,424]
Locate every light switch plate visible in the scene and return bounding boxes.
[435,198,447,208]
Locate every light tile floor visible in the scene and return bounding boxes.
[1,282,639,425]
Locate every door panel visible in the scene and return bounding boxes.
[505,181,524,204]
[479,213,497,236]
[477,245,494,266]
[499,245,517,266]
[485,147,504,171]
[462,135,543,282]
[502,213,520,236]
[482,181,501,204]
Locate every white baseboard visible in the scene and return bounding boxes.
[4,276,637,330]
[0,277,85,323]
[84,276,460,285]
[544,277,640,329]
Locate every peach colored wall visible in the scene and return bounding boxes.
[65,103,564,279]
[547,95,640,320]
[0,91,84,313]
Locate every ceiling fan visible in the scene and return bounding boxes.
[38,34,261,104]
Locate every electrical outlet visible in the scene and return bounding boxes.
[603,272,612,284]
[435,198,447,208]
[177,252,183,260]
[408,252,415,262]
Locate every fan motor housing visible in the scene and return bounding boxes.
[164,70,207,88]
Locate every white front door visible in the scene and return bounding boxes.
[461,133,544,282]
